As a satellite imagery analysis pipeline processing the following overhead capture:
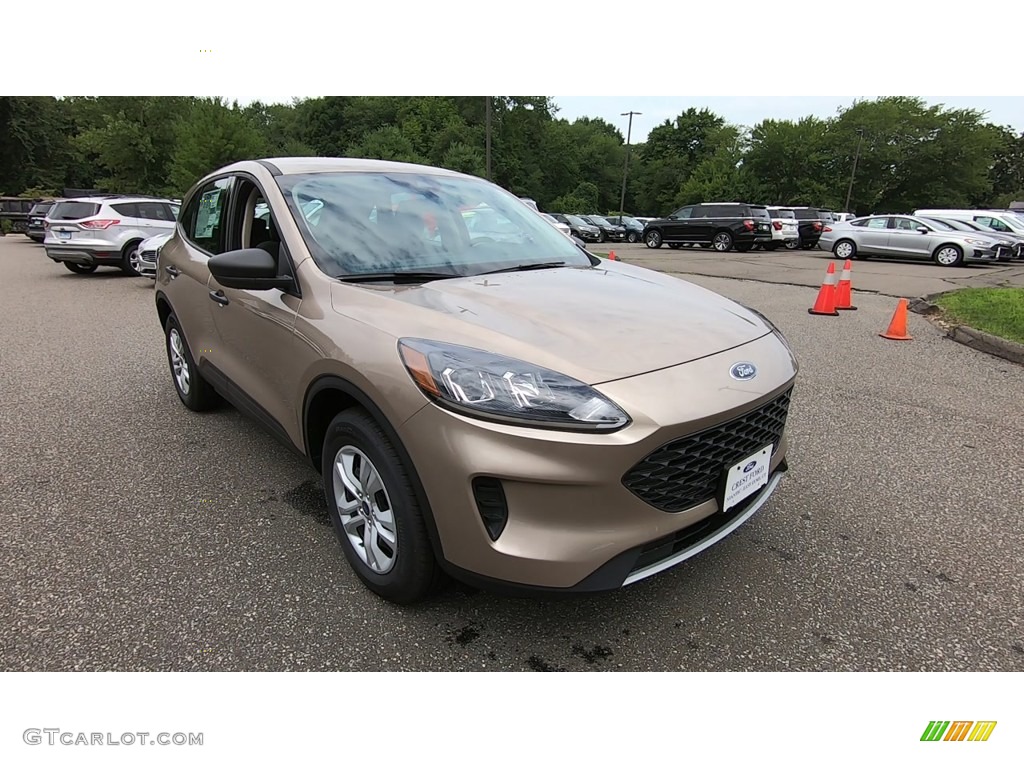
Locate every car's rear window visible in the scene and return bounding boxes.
[30,202,55,216]
[749,206,770,219]
[51,201,101,220]
[771,209,795,219]
[792,208,821,220]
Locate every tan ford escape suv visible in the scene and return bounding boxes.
[156,158,798,604]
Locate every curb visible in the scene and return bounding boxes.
[909,292,1024,366]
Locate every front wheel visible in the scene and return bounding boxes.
[712,231,733,252]
[934,244,964,267]
[785,239,799,250]
[645,230,663,249]
[626,231,639,243]
[323,409,441,604]
[64,262,98,274]
[833,239,857,260]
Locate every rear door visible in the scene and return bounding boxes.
[160,177,234,371]
[856,216,891,253]
[134,200,177,237]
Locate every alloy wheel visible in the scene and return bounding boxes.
[168,328,191,395]
[333,446,397,574]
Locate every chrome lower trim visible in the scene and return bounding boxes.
[621,470,784,586]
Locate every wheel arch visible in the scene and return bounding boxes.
[302,375,446,563]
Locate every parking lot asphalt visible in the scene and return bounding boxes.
[603,242,1024,298]
[2,235,1023,672]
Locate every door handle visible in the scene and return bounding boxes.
[165,265,181,277]
[209,290,229,306]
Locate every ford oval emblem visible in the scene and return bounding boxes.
[743,460,757,473]
[730,362,758,381]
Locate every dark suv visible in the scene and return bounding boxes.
[643,202,773,252]
[789,207,826,249]
[26,200,58,242]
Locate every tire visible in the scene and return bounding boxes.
[64,262,98,274]
[322,408,441,604]
[712,231,733,252]
[626,231,639,243]
[122,240,143,275]
[763,242,780,251]
[645,229,663,249]
[785,239,799,250]
[164,314,220,412]
[598,231,606,243]
[934,244,964,267]
[833,239,857,260]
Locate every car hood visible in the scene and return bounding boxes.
[141,232,173,249]
[331,262,772,384]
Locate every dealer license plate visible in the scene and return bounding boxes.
[57,231,71,240]
[721,445,773,512]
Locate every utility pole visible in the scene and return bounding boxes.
[485,97,492,181]
[844,128,865,213]
[618,110,641,223]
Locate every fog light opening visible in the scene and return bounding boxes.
[472,476,508,541]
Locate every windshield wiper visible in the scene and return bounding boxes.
[338,270,463,284]
[475,261,567,276]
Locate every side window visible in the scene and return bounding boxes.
[690,205,707,218]
[671,206,693,219]
[976,216,1007,232]
[183,178,232,255]
[137,201,172,220]
[111,203,138,218]
[894,217,918,231]
[866,217,889,229]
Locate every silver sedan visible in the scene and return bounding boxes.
[819,215,1012,267]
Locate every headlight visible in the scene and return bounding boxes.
[964,238,990,246]
[398,339,630,431]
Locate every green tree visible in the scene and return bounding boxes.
[346,126,424,164]
[75,97,194,194]
[168,99,268,194]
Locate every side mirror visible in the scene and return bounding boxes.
[209,248,293,291]
[916,227,929,235]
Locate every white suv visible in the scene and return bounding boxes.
[44,195,180,275]
[765,207,800,250]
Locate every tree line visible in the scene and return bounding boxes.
[1,95,1022,216]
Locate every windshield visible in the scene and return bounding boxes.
[276,172,590,278]
[588,215,613,227]
[566,215,589,227]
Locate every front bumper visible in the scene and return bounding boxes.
[138,249,159,278]
[396,332,796,592]
[966,245,1011,262]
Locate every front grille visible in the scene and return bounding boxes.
[622,388,793,512]
[995,245,1009,260]
[1014,243,1024,260]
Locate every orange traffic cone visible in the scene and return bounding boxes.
[808,262,840,316]
[835,259,857,311]
[608,250,617,261]
[880,298,912,340]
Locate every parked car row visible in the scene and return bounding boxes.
[819,209,1024,266]
[21,194,182,276]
